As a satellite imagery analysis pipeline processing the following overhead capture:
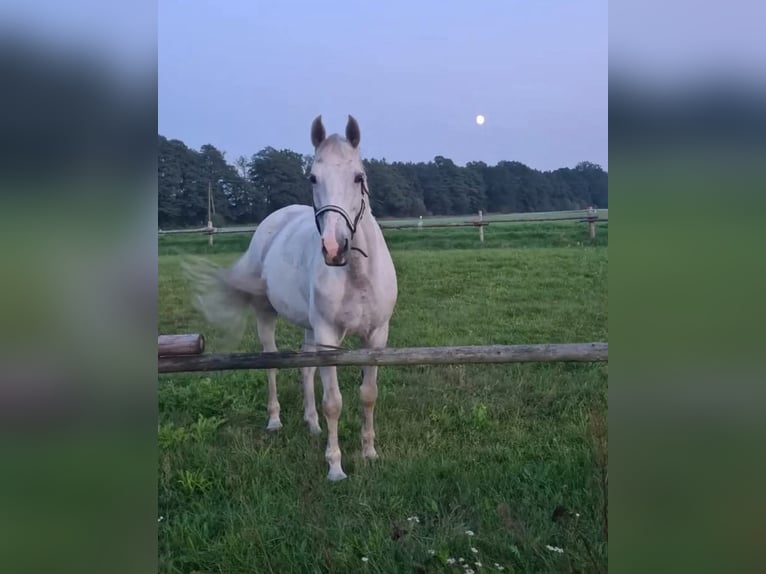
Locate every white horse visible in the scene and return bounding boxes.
[191,115,398,481]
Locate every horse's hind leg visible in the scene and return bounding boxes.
[302,330,321,435]
[256,311,281,431]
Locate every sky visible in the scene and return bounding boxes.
[159,0,608,171]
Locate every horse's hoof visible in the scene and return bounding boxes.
[266,419,282,432]
[307,422,322,435]
[327,468,348,481]
[362,448,379,461]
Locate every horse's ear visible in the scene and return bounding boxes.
[346,114,361,148]
[311,115,326,149]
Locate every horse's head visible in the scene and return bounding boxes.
[310,115,367,267]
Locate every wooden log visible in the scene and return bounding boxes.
[158,342,607,373]
[158,334,205,357]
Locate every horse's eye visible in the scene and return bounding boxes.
[354,173,364,184]
[309,174,317,184]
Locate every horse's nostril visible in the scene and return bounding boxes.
[343,238,349,252]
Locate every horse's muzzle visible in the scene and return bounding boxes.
[322,237,349,266]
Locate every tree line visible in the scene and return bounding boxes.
[158,135,607,229]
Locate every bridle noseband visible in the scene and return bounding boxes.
[313,178,369,258]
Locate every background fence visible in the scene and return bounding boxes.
[158,208,608,244]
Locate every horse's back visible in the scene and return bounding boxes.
[247,205,312,257]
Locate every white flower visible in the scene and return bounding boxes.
[158,516,164,522]
[361,557,369,562]
[495,566,505,572]
[471,547,479,554]
[575,512,580,518]
[545,544,564,554]
[475,562,482,568]
[428,549,436,555]
[447,558,456,565]
[407,516,420,524]
[465,569,475,574]
[459,557,465,562]
[465,529,475,536]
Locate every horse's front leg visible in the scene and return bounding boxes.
[314,322,347,481]
[301,329,321,435]
[360,323,389,460]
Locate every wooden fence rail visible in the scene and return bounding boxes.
[158,209,607,239]
[158,342,607,373]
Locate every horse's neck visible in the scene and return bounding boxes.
[348,213,382,279]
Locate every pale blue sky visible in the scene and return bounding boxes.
[159,0,607,170]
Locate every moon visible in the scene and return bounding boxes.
[475,114,486,125]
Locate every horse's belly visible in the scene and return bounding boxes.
[261,248,314,329]
[264,268,311,328]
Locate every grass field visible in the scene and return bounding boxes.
[158,221,608,573]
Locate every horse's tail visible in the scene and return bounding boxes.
[182,254,267,348]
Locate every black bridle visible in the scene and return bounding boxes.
[313,178,369,258]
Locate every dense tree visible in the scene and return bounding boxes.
[364,159,427,217]
[158,136,264,228]
[158,136,207,228]
[234,155,248,179]
[157,134,607,228]
[248,147,311,214]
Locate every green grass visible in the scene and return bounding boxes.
[158,226,608,573]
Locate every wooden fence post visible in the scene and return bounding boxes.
[478,210,484,243]
[587,206,596,240]
[158,334,206,357]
